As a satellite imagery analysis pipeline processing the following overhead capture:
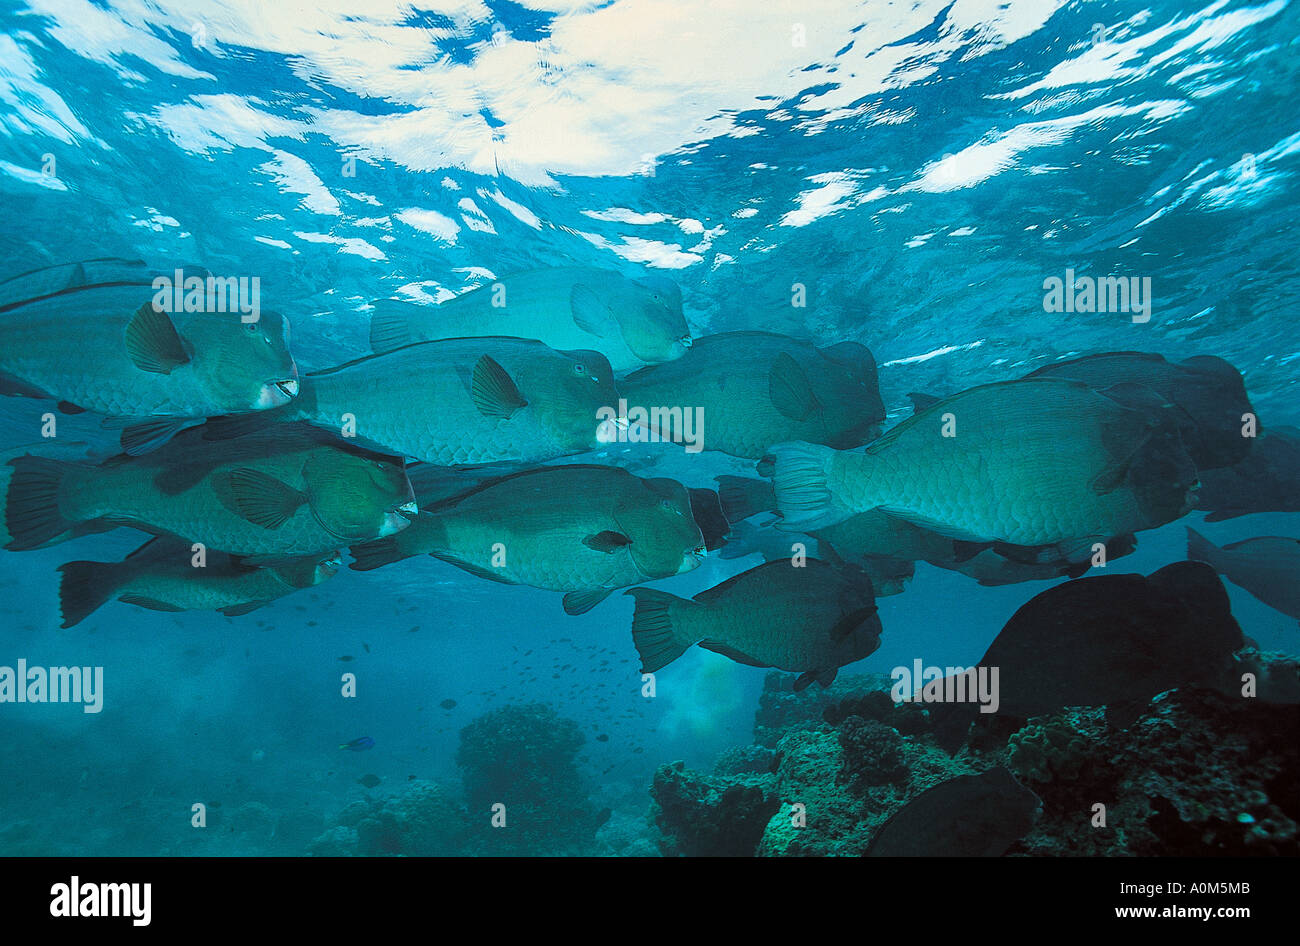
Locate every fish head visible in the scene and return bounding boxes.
[532,348,618,448]
[825,562,883,659]
[619,275,691,363]
[1168,355,1255,469]
[181,308,300,412]
[301,448,417,542]
[271,552,342,588]
[818,341,886,444]
[616,476,705,578]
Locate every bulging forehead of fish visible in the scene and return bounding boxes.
[615,478,704,574]
[819,340,879,383]
[552,347,614,383]
[641,476,694,510]
[180,308,299,409]
[303,447,412,502]
[525,348,617,425]
[633,273,683,309]
[303,454,416,542]
[618,277,690,360]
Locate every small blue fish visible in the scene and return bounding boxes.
[339,736,374,751]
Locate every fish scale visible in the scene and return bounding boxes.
[628,558,880,678]
[299,337,614,465]
[436,495,686,590]
[620,332,884,460]
[0,273,297,420]
[61,455,346,557]
[370,267,689,372]
[3,316,212,416]
[793,379,1190,547]
[351,466,704,601]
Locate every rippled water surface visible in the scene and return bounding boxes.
[0,0,1297,856]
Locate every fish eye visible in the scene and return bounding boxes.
[573,363,586,375]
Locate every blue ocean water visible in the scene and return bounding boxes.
[0,0,1297,856]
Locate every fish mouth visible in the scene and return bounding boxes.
[255,377,299,408]
[678,545,707,573]
[595,415,629,444]
[395,500,419,520]
[379,511,412,537]
[679,335,693,349]
[319,555,342,578]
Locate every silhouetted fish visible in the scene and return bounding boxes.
[1025,351,1255,470]
[1195,426,1300,521]
[929,561,1246,751]
[1188,528,1300,620]
[627,558,880,689]
[866,768,1040,856]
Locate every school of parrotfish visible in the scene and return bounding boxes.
[1,258,1297,704]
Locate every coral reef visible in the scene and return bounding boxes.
[455,702,609,855]
[1007,712,1101,784]
[836,716,907,788]
[650,761,781,856]
[310,702,609,856]
[649,656,1300,856]
[753,670,895,747]
[307,780,466,856]
[1014,687,1300,856]
[713,744,777,776]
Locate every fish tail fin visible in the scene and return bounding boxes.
[56,560,121,628]
[348,536,407,571]
[200,392,309,443]
[1185,526,1220,569]
[626,587,695,672]
[349,514,439,571]
[714,475,776,523]
[766,441,856,530]
[4,455,80,550]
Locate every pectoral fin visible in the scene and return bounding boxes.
[1090,453,1139,495]
[470,355,527,420]
[120,418,202,456]
[125,302,190,374]
[220,601,269,617]
[583,531,632,554]
[828,604,878,641]
[562,588,613,615]
[212,468,306,529]
[118,594,186,613]
[793,668,838,691]
[570,284,613,336]
[769,352,821,422]
[697,641,767,668]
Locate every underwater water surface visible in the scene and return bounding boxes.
[0,0,1297,858]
